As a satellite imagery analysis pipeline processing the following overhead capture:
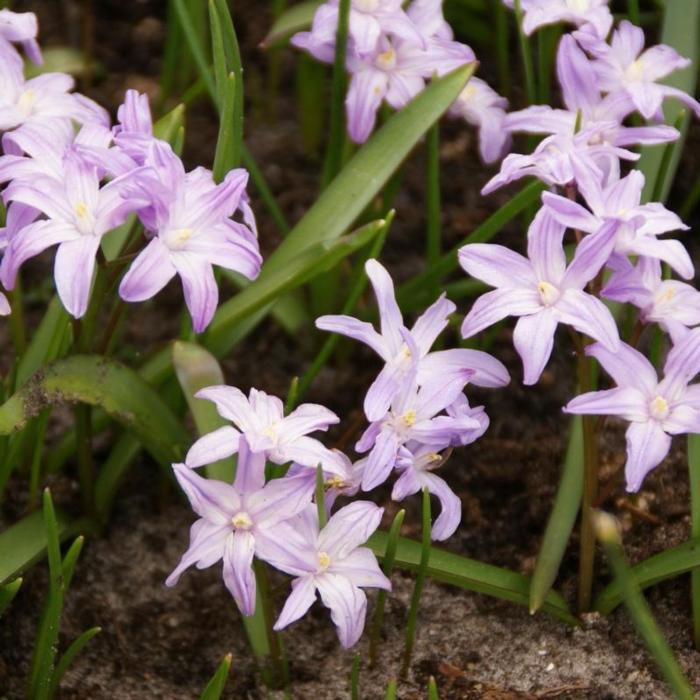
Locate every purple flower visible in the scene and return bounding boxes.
[166,438,314,615]
[1,152,144,317]
[187,384,349,477]
[393,445,461,541]
[0,62,108,135]
[504,35,679,150]
[503,0,613,39]
[460,208,620,384]
[263,501,390,648]
[565,331,700,491]
[317,259,509,421]
[344,36,474,143]
[292,0,423,60]
[356,372,478,490]
[602,256,700,343]
[118,142,262,332]
[542,167,693,279]
[449,77,511,164]
[406,0,453,41]
[591,20,700,120]
[0,9,42,65]
[112,89,154,166]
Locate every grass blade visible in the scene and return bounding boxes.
[384,678,398,700]
[172,341,235,481]
[428,676,439,700]
[48,626,101,698]
[350,652,360,700]
[321,0,350,186]
[513,0,537,104]
[0,577,22,618]
[402,488,432,675]
[594,535,700,615]
[690,434,700,648]
[200,653,233,700]
[0,355,188,466]
[0,508,76,585]
[637,0,700,203]
[529,417,583,613]
[315,464,327,528]
[369,509,405,666]
[367,532,577,625]
[595,512,695,700]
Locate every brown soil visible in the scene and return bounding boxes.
[2,1,700,699]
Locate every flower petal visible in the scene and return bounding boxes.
[316,574,368,648]
[222,530,257,616]
[185,425,241,469]
[512,309,558,385]
[624,421,671,492]
[273,576,318,631]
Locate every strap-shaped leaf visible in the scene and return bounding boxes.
[262,1,321,48]
[200,654,233,700]
[594,536,700,615]
[0,355,187,465]
[368,531,577,626]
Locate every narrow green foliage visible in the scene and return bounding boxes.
[651,110,686,204]
[94,433,143,520]
[350,653,361,700]
[595,512,696,700]
[690,435,700,648]
[316,464,328,529]
[428,676,439,700]
[384,678,398,700]
[513,0,537,104]
[0,355,188,466]
[28,490,68,699]
[397,180,545,310]
[402,488,432,675]
[241,146,291,235]
[0,577,22,618]
[212,69,237,181]
[368,531,576,625]
[48,626,101,698]
[426,123,441,269]
[369,509,405,666]
[262,0,321,48]
[627,0,641,24]
[322,0,351,186]
[529,417,583,613]
[296,214,392,405]
[200,653,233,700]
[29,409,52,508]
[594,535,700,614]
[494,0,510,95]
[284,377,300,415]
[638,0,700,203]
[172,341,235,481]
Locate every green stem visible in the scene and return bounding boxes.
[402,488,431,675]
[577,344,599,613]
[29,409,51,509]
[321,0,351,187]
[688,435,700,649]
[8,276,27,357]
[513,0,537,105]
[494,0,510,96]
[426,123,441,270]
[627,0,641,24]
[315,464,328,529]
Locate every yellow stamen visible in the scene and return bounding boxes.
[402,410,417,427]
[649,395,670,421]
[231,512,253,530]
[537,281,560,306]
[318,551,331,570]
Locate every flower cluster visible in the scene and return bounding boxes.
[291,0,511,163]
[458,0,700,491]
[0,13,261,330]
[168,257,507,645]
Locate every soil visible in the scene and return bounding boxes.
[2,1,700,699]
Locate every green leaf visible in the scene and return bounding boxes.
[529,417,583,613]
[262,1,321,48]
[94,432,143,519]
[0,355,187,465]
[689,434,700,648]
[48,626,101,698]
[368,532,577,626]
[595,512,696,700]
[594,536,700,615]
[637,0,700,203]
[384,678,398,700]
[396,180,545,311]
[0,577,22,618]
[0,508,74,585]
[29,490,64,700]
[428,676,440,700]
[205,218,387,356]
[25,47,96,79]
[154,103,186,143]
[172,341,235,481]
[200,653,233,700]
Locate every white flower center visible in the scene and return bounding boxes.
[164,227,194,250]
[354,0,379,11]
[625,59,645,82]
[537,281,560,306]
[376,47,397,71]
[17,89,36,117]
[402,409,417,427]
[459,84,477,103]
[326,475,347,490]
[649,395,670,421]
[317,551,331,571]
[231,511,253,530]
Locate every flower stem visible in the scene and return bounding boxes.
[8,275,27,357]
[577,339,599,613]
